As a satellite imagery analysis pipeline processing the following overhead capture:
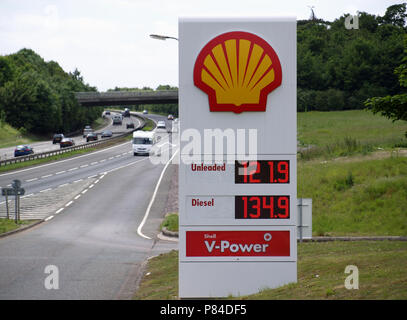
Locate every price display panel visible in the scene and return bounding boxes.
[235,195,290,219]
[235,160,290,184]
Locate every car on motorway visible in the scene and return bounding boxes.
[156,121,166,129]
[105,110,111,115]
[132,131,157,156]
[126,122,135,129]
[60,138,75,148]
[101,130,113,138]
[83,126,93,137]
[123,108,131,117]
[14,145,34,157]
[86,132,98,142]
[113,114,122,125]
[143,110,148,114]
[52,133,65,144]
[167,114,174,120]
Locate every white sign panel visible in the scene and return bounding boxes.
[179,17,297,298]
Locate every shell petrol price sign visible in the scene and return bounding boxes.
[179,17,297,298]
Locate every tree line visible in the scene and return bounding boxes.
[0,48,101,136]
[297,3,406,111]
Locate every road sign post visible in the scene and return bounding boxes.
[2,180,24,222]
[179,17,297,298]
[5,193,9,219]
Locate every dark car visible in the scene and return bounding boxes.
[14,145,34,157]
[86,132,98,142]
[60,138,75,148]
[52,133,64,144]
[101,130,113,138]
[126,122,135,129]
[123,108,130,117]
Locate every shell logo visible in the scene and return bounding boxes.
[194,31,282,114]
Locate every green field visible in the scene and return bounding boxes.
[298,110,407,160]
[134,241,407,300]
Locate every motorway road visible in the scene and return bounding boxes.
[0,111,139,160]
[0,114,178,299]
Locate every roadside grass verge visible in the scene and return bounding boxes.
[142,118,156,131]
[134,249,178,300]
[298,154,407,236]
[0,218,33,234]
[0,147,99,174]
[160,213,179,232]
[133,241,407,300]
[298,110,407,160]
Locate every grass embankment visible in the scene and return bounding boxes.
[298,110,407,160]
[0,123,43,149]
[299,154,407,236]
[134,241,407,300]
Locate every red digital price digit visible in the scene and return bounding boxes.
[242,161,260,183]
[278,161,289,183]
[278,196,289,218]
[262,196,274,218]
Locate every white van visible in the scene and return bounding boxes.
[132,131,158,155]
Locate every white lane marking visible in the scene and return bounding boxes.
[68,167,78,171]
[58,183,69,188]
[81,189,88,194]
[137,148,179,240]
[94,179,100,184]
[45,215,54,221]
[115,155,121,158]
[122,152,127,155]
[100,159,106,163]
[40,188,52,193]
[41,174,52,178]
[21,193,34,198]
[55,208,64,214]
[74,195,81,200]
[105,157,148,174]
[88,175,96,179]
[25,178,38,182]
[65,201,73,207]
[0,140,131,177]
[56,171,66,175]
[80,164,88,168]
[89,184,94,189]
[73,179,83,183]
[91,162,98,165]
[108,157,114,160]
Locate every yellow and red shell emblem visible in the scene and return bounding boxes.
[194,31,282,113]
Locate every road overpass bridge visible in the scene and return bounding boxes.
[75,90,178,106]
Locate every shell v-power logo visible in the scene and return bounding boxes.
[194,31,282,113]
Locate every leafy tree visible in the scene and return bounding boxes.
[365,35,407,137]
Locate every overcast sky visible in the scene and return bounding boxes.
[0,0,402,91]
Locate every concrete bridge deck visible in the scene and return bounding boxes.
[75,90,178,106]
